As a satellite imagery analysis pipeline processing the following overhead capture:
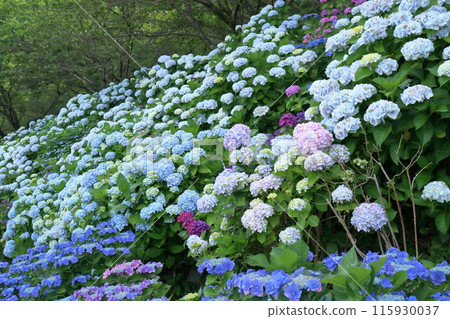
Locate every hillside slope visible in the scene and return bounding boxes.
[0,0,449,301]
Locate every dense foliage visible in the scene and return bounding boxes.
[0,0,449,301]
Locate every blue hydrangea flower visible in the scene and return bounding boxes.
[178,190,200,212]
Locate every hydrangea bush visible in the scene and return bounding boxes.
[0,0,449,300]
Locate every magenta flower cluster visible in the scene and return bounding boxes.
[177,211,210,236]
[293,122,334,155]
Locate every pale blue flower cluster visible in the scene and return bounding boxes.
[177,190,200,212]
[279,227,301,246]
[196,194,218,213]
[400,85,433,105]
[350,203,388,232]
[304,151,335,171]
[375,58,399,75]
[393,21,423,38]
[363,100,400,126]
[401,38,434,61]
[331,185,353,204]
[421,181,450,203]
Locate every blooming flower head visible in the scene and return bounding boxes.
[421,181,450,203]
[223,124,252,151]
[361,53,381,66]
[350,203,388,232]
[401,38,434,61]
[288,198,306,211]
[198,257,235,275]
[293,122,333,156]
[279,227,301,245]
[438,61,450,77]
[400,85,433,106]
[187,235,208,255]
[364,100,400,126]
[332,185,353,204]
[375,58,399,76]
[304,150,335,171]
[285,85,301,97]
[278,113,298,127]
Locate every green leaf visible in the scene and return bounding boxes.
[169,244,185,254]
[117,173,130,194]
[436,212,449,234]
[307,215,319,227]
[128,214,144,226]
[257,232,266,244]
[435,139,450,163]
[338,247,358,274]
[270,248,299,272]
[413,113,428,130]
[111,203,128,212]
[245,254,270,269]
[355,67,372,82]
[321,274,348,287]
[416,122,434,146]
[372,123,392,146]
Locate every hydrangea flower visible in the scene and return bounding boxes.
[253,106,270,117]
[304,151,335,171]
[361,53,381,66]
[177,190,200,212]
[375,58,399,75]
[400,85,433,105]
[241,200,274,233]
[279,227,301,245]
[438,60,450,77]
[288,198,306,211]
[332,185,353,204]
[328,144,350,162]
[363,100,400,126]
[285,85,301,97]
[401,38,434,61]
[198,257,235,275]
[223,124,252,151]
[350,203,388,232]
[293,122,334,155]
[333,117,361,140]
[187,235,208,255]
[196,194,218,213]
[421,181,450,203]
[278,113,298,127]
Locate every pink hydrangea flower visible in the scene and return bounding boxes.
[285,85,301,97]
[293,122,334,155]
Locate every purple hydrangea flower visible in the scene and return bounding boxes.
[223,124,252,151]
[278,113,298,127]
[285,85,301,97]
